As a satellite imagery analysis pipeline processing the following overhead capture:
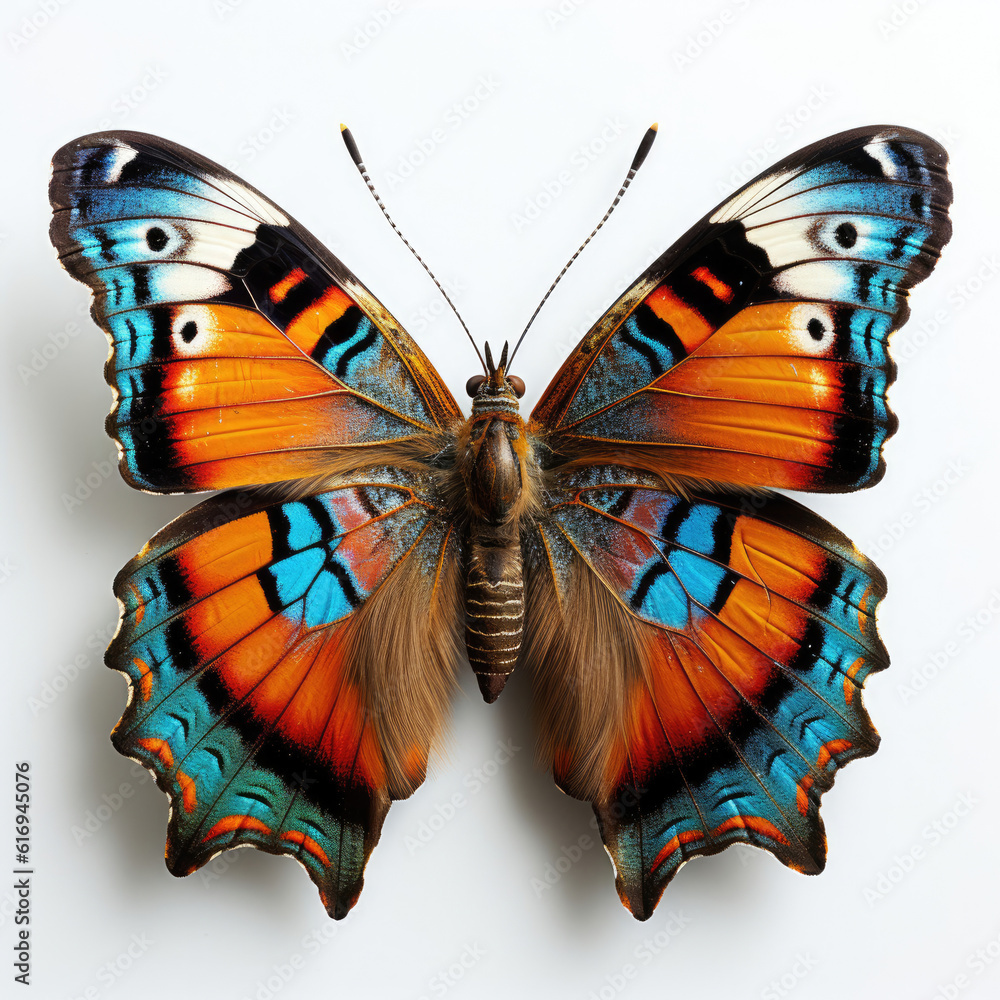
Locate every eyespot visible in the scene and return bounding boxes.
[507,375,525,398]
[466,375,486,397]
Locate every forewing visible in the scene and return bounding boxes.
[49,131,461,493]
[110,469,461,917]
[523,467,887,918]
[532,126,952,492]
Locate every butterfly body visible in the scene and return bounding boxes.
[49,126,952,920]
[458,346,537,701]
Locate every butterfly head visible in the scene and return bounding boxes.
[466,341,525,403]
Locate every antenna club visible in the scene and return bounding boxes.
[340,125,365,169]
[629,125,659,173]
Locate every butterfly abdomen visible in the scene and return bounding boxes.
[465,538,524,703]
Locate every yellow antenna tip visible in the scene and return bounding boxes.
[340,123,348,132]
[651,122,658,131]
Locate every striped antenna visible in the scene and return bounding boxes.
[506,123,658,371]
[340,124,487,374]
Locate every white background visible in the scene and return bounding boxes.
[1,1,998,998]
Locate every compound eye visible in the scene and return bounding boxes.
[466,375,487,397]
[507,375,525,398]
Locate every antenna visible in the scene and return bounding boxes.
[506,123,658,371]
[340,124,487,374]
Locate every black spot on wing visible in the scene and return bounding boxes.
[129,264,151,305]
[856,263,877,303]
[93,226,116,262]
[146,227,168,252]
[125,318,138,360]
[158,556,192,607]
[888,225,917,262]
[163,618,198,673]
[834,222,858,249]
[150,307,174,359]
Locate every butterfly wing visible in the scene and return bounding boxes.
[524,470,886,918]
[49,131,461,493]
[110,469,461,917]
[524,126,951,918]
[50,133,468,915]
[531,126,952,492]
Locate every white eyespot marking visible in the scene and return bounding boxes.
[137,218,259,271]
[104,146,138,183]
[788,303,837,356]
[862,140,912,181]
[743,215,873,269]
[169,305,222,356]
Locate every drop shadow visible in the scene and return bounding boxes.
[493,666,624,932]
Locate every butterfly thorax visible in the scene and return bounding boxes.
[459,370,532,703]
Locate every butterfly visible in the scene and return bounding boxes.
[49,124,951,920]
